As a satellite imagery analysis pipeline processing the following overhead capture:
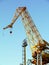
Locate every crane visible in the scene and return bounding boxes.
[22,39,27,65]
[3,7,49,65]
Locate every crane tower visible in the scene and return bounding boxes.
[3,7,49,65]
[22,39,27,65]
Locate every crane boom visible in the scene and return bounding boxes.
[3,7,49,65]
[3,7,45,52]
[3,7,26,29]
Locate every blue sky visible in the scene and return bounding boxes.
[0,0,49,65]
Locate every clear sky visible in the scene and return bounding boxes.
[0,0,49,65]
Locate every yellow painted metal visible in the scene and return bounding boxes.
[3,7,49,65]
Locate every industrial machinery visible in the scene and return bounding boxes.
[22,39,27,65]
[3,7,49,65]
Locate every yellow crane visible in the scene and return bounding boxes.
[3,7,49,65]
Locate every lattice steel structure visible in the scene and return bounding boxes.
[3,7,49,65]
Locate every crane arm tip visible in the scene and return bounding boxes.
[3,24,12,30]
